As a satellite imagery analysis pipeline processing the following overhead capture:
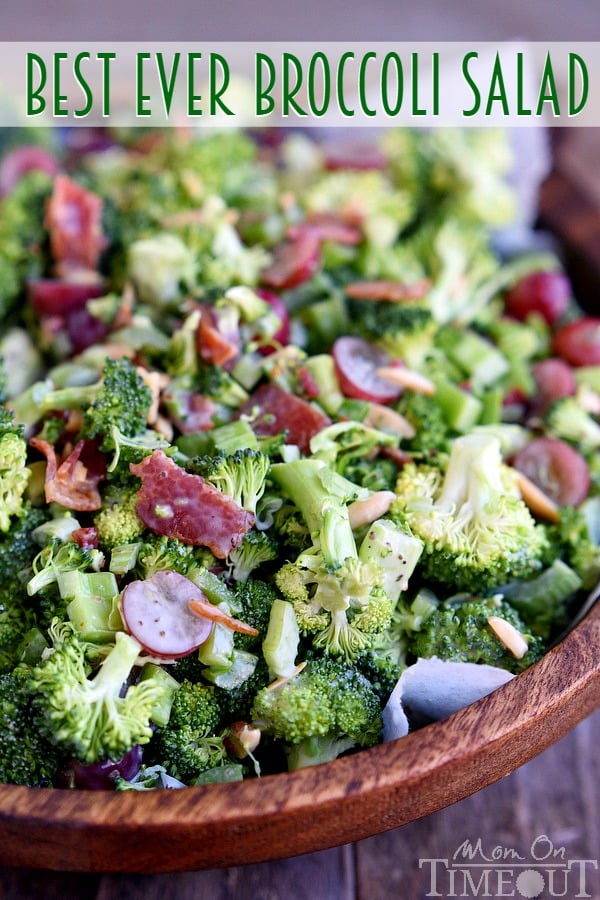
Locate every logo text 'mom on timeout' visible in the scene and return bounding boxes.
[419,835,599,898]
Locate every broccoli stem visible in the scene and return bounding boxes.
[91,631,142,697]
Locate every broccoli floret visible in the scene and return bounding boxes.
[227,529,279,584]
[272,458,394,660]
[547,502,600,591]
[346,293,438,369]
[27,540,103,597]
[397,390,451,458]
[547,396,600,455]
[229,578,279,651]
[393,432,548,592]
[30,621,167,764]
[134,534,211,580]
[251,656,382,770]
[0,666,61,786]
[342,455,399,493]
[409,595,544,674]
[191,449,270,515]
[94,483,145,549]
[354,651,402,705]
[39,358,152,450]
[0,170,52,322]
[149,680,228,784]
[0,502,47,590]
[0,407,30,532]
[128,232,196,308]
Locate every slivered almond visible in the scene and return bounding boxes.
[188,599,259,636]
[267,661,307,691]
[348,491,396,530]
[345,278,431,302]
[487,616,529,659]
[513,469,560,523]
[376,366,436,396]
[364,402,416,439]
[225,722,262,759]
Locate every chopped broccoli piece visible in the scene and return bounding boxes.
[227,529,279,584]
[0,666,61,786]
[547,396,600,455]
[30,622,168,763]
[0,407,30,531]
[94,484,145,549]
[190,448,270,515]
[393,432,548,592]
[499,560,583,640]
[251,656,382,769]
[272,458,393,660]
[408,594,544,674]
[38,357,152,450]
[149,680,228,784]
[397,390,451,458]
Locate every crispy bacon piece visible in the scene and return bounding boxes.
[196,306,240,368]
[71,527,99,550]
[45,174,106,271]
[238,382,330,455]
[30,438,105,511]
[287,212,362,246]
[130,450,254,559]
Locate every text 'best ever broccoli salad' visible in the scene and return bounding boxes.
[0,128,598,790]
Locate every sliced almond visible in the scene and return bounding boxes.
[487,616,529,660]
[348,491,396,530]
[345,278,431,302]
[376,366,436,396]
[225,721,262,759]
[512,469,560,523]
[267,661,307,691]
[364,402,416,439]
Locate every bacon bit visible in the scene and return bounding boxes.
[45,174,107,272]
[512,469,561,523]
[238,382,330,456]
[487,616,529,659]
[71,527,99,550]
[196,306,240,368]
[287,212,362,246]
[130,450,254,557]
[348,491,396,530]
[188,599,259,636]
[30,437,105,511]
[376,366,436,396]
[345,279,431,302]
[364,402,416,439]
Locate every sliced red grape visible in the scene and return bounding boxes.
[261,234,321,290]
[512,437,590,507]
[27,279,105,316]
[120,571,214,659]
[504,271,571,326]
[553,317,600,367]
[287,213,362,246]
[0,145,60,197]
[332,336,403,403]
[531,357,576,416]
[323,142,387,171]
[66,306,110,354]
[71,745,143,790]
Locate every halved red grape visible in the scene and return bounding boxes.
[0,145,60,197]
[504,271,571,326]
[120,571,214,659]
[71,745,143,790]
[553,317,600,367]
[332,336,402,403]
[512,437,590,507]
[261,234,321,290]
[27,279,105,316]
[531,357,576,416]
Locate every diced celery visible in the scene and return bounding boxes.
[212,420,258,453]
[202,650,258,689]
[139,663,180,727]
[197,623,235,669]
[109,542,142,576]
[262,599,299,678]
[432,379,483,432]
[304,354,344,415]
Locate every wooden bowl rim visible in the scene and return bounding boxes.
[0,603,596,871]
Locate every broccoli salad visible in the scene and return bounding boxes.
[0,127,598,790]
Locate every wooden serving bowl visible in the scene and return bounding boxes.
[0,170,598,874]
